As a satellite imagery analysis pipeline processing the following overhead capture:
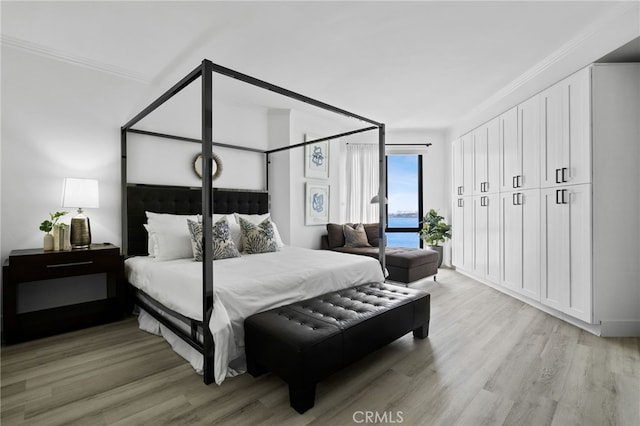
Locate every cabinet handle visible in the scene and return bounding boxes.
[458,198,464,207]
[518,175,523,188]
[561,167,568,183]
[512,193,517,205]
[562,189,568,204]
[460,186,464,195]
[47,261,94,268]
[484,196,489,207]
[555,168,561,184]
[485,182,489,192]
[556,189,561,205]
[512,176,517,189]
[518,193,523,205]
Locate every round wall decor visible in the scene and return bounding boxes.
[193,152,223,180]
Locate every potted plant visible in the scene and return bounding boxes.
[419,209,451,268]
[40,211,67,251]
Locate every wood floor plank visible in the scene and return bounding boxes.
[2,268,638,425]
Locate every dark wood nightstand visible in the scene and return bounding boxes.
[2,243,125,343]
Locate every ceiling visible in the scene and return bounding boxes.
[1,1,637,130]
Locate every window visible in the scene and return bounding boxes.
[386,155,423,248]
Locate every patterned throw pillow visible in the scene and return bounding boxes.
[237,216,280,254]
[187,217,240,261]
[343,223,372,248]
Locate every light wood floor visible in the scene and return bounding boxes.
[2,269,639,425]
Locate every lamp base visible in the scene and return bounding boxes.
[70,214,91,249]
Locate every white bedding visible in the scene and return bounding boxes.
[125,246,385,384]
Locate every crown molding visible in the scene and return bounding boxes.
[0,34,152,84]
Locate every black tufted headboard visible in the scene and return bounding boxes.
[125,184,269,256]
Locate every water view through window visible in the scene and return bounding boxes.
[386,155,422,248]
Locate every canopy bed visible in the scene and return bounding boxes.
[121,59,387,385]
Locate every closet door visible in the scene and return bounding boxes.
[452,196,465,268]
[473,196,487,277]
[500,191,522,290]
[541,185,592,322]
[486,116,500,194]
[540,187,568,311]
[485,193,501,284]
[540,81,567,188]
[463,197,474,271]
[565,68,592,186]
[499,107,519,192]
[500,189,539,298]
[461,133,474,196]
[520,189,540,300]
[566,184,592,322]
[473,126,488,196]
[519,95,540,190]
[452,139,463,196]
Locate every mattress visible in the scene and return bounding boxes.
[125,246,385,384]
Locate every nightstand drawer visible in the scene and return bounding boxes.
[9,249,119,282]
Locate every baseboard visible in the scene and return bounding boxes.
[599,321,640,337]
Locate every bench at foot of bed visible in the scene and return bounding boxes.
[244,282,430,414]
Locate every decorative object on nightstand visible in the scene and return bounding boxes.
[53,223,70,251]
[61,178,99,249]
[419,209,451,268]
[39,211,67,251]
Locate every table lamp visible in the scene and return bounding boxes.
[61,178,99,248]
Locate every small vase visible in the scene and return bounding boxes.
[53,225,68,251]
[43,233,54,251]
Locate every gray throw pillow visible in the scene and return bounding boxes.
[343,223,372,248]
[327,223,348,248]
[187,217,240,261]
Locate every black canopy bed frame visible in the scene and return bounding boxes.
[121,59,386,384]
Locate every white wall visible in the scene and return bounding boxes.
[288,110,347,249]
[267,109,293,244]
[1,47,137,257]
[268,109,352,249]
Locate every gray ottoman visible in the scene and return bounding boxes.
[385,247,439,283]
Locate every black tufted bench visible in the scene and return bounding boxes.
[244,282,430,413]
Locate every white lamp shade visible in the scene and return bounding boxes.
[61,178,99,208]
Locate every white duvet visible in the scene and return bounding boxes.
[125,246,385,384]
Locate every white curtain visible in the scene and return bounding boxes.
[345,143,379,223]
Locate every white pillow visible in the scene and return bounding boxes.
[145,212,198,260]
[234,213,285,248]
[143,224,157,257]
[151,226,193,260]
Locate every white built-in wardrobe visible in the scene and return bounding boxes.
[451,63,640,336]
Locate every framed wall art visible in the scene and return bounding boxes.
[305,183,330,226]
[304,134,329,179]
